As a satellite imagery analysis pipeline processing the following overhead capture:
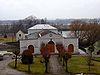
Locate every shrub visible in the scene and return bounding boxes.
[21,45,34,64]
[21,55,33,64]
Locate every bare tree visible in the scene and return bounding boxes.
[70,20,100,52]
[70,19,100,70]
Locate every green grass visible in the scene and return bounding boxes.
[9,56,100,74]
[0,36,16,42]
[8,56,45,74]
[64,56,100,74]
[93,57,100,61]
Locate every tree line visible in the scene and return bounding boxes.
[0,18,47,37]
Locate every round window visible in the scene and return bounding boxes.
[49,34,52,37]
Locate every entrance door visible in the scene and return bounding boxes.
[47,40,55,53]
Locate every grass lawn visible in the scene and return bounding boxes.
[8,56,45,74]
[64,56,100,74]
[9,55,100,74]
[0,36,16,42]
[92,57,100,61]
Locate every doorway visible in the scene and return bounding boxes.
[47,40,55,53]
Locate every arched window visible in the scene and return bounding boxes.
[68,44,74,53]
[19,34,21,37]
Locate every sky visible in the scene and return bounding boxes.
[0,0,100,20]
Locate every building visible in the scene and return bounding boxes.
[16,30,27,41]
[28,24,58,34]
[20,24,79,54]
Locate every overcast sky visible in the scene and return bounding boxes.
[0,0,100,20]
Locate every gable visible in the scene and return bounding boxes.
[39,32,63,39]
[17,30,24,35]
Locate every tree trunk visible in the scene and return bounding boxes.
[45,61,48,73]
[28,63,31,73]
[88,51,92,71]
[14,55,17,68]
[28,59,31,73]
[65,60,68,72]
[63,57,65,66]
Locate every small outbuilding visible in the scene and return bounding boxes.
[16,30,27,41]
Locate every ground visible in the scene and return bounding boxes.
[0,55,29,75]
[1,55,70,75]
[0,54,100,75]
[8,55,68,75]
[48,55,68,75]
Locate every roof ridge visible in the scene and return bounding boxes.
[28,24,57,30]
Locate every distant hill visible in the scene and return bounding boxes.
[0,16,100,25]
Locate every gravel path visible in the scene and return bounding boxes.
[48,55,67,75]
